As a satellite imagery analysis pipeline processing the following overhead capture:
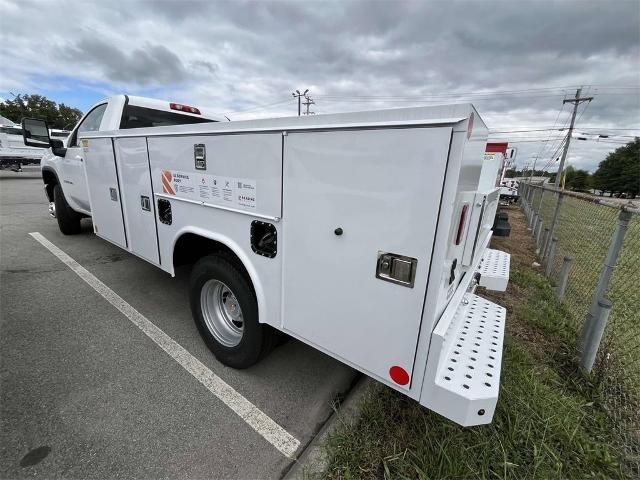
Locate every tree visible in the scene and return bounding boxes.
[504,169,552,178]
[0,94,82,130]
[58,104,83,130]
[592,138,640,197]
[563,166,592,192]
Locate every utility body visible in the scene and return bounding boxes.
[485,142,519,202]
[24,103,511,426]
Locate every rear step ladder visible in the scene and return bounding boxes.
[422,293,506,426]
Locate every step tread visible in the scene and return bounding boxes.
[478,248,510,291]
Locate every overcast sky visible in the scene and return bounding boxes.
[1,0,639,172]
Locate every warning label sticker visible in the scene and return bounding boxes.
[160,170,257,209]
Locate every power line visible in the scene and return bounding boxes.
[315,84,639,101]
[554,87,593,187]
[539,106,574,168]
[489,127,565,134]
[542,136,568,173]
[222,98,292,115]
[317,86,572,97]
[488,128,639,137]
[535,98,567,164]
[317,94,574,103]
[302,93,315,115]
[489,126,640,131]
[292,89,309,116]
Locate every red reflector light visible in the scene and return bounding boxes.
[389,366,410,386]
[455,204,469,245]
[170,102,201,115]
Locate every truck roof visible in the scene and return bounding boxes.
[108,94,225,123]
[0,114,16,127]
[81,103,486,139]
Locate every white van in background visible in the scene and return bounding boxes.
[0,121,47,169]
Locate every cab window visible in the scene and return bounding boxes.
[0,127,23,136]
[120,105,216,129]
[69,103,107,147]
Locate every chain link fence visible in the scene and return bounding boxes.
[520,182,639,476]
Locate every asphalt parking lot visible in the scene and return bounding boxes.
[0,168,357,479]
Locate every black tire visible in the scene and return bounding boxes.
[53,184,82,235]
[189,254,277,368]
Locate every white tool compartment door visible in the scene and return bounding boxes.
[147,134,283,219]
[83,137,127,248]
[114,137,159,265]
[282,127,452,389]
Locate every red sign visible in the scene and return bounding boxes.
[486,142,508,154]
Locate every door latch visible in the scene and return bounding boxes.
[376,252,417,288]
[194,144,206,170]
[140,195,151,211]
[109,188,118,202]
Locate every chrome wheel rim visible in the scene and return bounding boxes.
[200,279,244,347]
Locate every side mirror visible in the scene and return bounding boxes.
[50,138,67,157]
[22,118,51,148]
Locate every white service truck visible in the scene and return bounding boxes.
[33,95,221,228]
[0,121,47,169]
[23,103,511,427]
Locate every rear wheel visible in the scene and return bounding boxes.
[189,254,277,368]
[53,184,82,235]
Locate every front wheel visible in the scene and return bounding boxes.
[53,184,82,235]
[189,254,277,368]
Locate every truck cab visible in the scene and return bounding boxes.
[37,95,222,231]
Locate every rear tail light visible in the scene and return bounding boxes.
[455,204,469,245]
[170,103,201,115]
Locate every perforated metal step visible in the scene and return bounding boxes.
[422,293,506,426]
[478,248,510,291]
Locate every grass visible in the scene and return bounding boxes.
[533,191,640,391]
[530,192,640,472]
[323,209,632,479]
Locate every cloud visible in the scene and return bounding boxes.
[1,0,638,172]
[60,37,187,85]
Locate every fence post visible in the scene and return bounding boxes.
[555,256,573,300]
[534,219,542,246]
[527,186,536,214]
[539,227,549,253]
[578,208,633,352]
[543,191,564,259]
[521,184,529,218]
[536,188,545,216]
[545,237,557,277]
[580,298,613,373]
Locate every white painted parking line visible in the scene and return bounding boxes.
[29,232,301,459]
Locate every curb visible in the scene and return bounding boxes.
[284,376,373,480]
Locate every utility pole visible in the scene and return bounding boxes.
[292,89,309,116]
[556,87,593,188]
[528,155,539,182]
[302,93,315,115]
